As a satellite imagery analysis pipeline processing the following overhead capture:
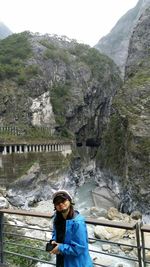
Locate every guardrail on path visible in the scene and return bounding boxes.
[0,209,149,266]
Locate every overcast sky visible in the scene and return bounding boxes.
[1,0,139,46]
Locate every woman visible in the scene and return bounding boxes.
[50,190,93,267]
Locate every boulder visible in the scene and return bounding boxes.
[107,207,124,220]
[130,210,142,220]
[94,225,126,241]
[0,196,9,209]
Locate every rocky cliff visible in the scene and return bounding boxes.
[0,32,122,208]
[97,6,150,214]
[95,0,150,76]
[0,22,12,39]
[0,32,122,140]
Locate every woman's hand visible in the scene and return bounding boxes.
[51,240,57,245]
[49,242,60,255]
[50,244,60,255]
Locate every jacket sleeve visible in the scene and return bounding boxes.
[58,219,89,256]
[50,217,56,242]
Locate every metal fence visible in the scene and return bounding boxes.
[141,224,150,267]
[0,209,149,267]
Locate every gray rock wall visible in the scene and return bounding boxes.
[95,0,150,76]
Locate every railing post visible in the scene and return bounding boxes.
[141,228,146,267]
[135,222,142,267]
[0,213,4,264]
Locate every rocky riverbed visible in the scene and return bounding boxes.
[1,186,150,267]
[0,160,150,267]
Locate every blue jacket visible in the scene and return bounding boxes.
[52,212,93,267]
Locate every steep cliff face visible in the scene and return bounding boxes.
[0,32,122,140]
[0,13,149,215]
[0,22,12,39]
[95,0,150,76]
[97,7,150,214]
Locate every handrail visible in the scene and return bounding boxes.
[0,210,53,266]
[141,223,150,266]
[86,217,137,230]
[0,208,52,218]
[141,224,150,232]
[0,209,149,267]
[0,209,137,229]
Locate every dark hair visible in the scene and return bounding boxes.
[55,205,74,220]
[54,205,75,244]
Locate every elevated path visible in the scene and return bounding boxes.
[0,140,72,156]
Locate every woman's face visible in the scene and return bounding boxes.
[55,198,71,213]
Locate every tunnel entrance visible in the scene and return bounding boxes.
[86,138,100,147]
[76,142,83,147]
[0,146,4,153]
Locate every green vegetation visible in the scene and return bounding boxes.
[0,153,36,181]
[44,47,70,63]
[70,44,116,81]
[96,114,127,175]
[17,64,40,85]
[138,137,150,156]
[4,220,50,267]
[0,32,39,83]
[113,69,150,136]
[0,32,31,63]
[126,68,150,87]
[24,126,53,140]
[130,136,150,166]
[0,127,52,142]
[42,41,115,82]
[50,82,71,125]
[5,237,50,267]
[39,40,56,50]
[69,43,90,56]
[111,70,150,182]
[41,40,70,63]
[0,124,74,142]
[81,48,105,80]
[50,81,74,138]
[0,33,121,141]
[0,152,68,186]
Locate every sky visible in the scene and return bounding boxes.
[0,0,139,46]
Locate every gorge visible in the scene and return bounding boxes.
[0,0,149,223]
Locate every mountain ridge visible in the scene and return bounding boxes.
[95,0,150,76]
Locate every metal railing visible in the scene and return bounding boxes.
[0,209,54,266]
[0,209,149,267]
[86,217,142,267]
[141,224,150,267]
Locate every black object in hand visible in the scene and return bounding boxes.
[46,242,57,252]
